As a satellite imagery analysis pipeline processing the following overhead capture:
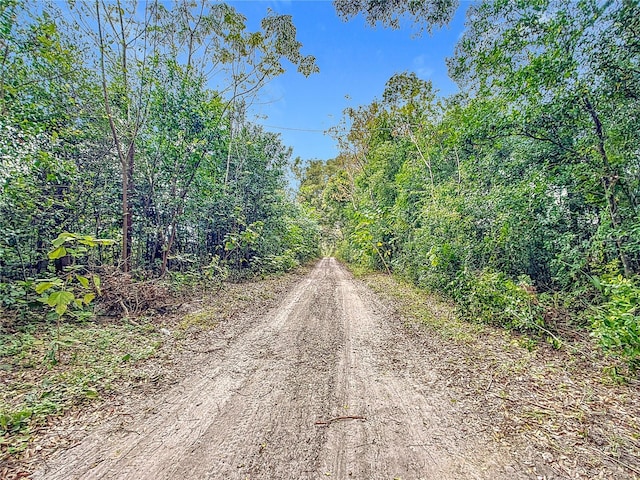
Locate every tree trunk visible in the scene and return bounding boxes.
[583,94,633,276]
[97,0,131,272]
[127,143,134,258]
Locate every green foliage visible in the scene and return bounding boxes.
[0,0,320,291]
[456,270,544,331]
[252,251,299,274]
[168,256,228,294]
[299,0,640,370]
[333,0,457,32]
[591,275,640,370]
[34,233,113,319]
[0,280,34,310]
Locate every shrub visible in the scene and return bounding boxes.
[456,269,544,331]
[251,251,299,274]
[591,275,640,370]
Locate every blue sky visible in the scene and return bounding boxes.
[227,1,469,162]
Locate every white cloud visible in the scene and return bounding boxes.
[412,54,434,78]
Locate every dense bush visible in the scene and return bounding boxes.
[0,0,320,300]
[591,276,640,370]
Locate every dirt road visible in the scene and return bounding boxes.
[34,258,524,479]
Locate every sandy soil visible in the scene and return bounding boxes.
[32,258,527,479]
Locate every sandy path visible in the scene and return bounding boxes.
[34,258,523,479]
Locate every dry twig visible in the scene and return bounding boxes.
[314,415,367,427]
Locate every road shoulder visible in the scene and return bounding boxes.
[359,270,640,480]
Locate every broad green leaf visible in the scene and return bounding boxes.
[55,303,68,316]
[52,232,76,248]
[83,293,96,304]
[48,246,67,260]
[35,281,59,294]
[79,235,97,247]
[45,294,56,307]
[46,290,74,309]
[76,275,90,288]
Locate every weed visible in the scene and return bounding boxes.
[590,275,640,370]
[0,319,162,460]
[179,309,219,331]
[601,365,629,385]
[518,337,538,352]
[362,272,477,344]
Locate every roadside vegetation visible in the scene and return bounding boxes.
[297,1,640,374]
[360,270,640,478]
[2,0,640,476]
[1,266,312,476]
[0,0,319,466]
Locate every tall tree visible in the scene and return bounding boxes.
[449,0,640,276]
[333,0,458,31]
[72,0,318,272]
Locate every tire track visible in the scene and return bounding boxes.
[34,258,524,479]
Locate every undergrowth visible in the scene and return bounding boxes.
[352,261,638,384]
[0,261,314,466]
[360,270,483,344]
[0,318,161,459]
[356,265,640,479]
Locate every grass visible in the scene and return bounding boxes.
[360,271,484,344]
[0,262,313,470]
[0,318,161,459]
[349,264,640,479]
[342,261,486,344]
[344,262,375,279]
[178,309,220,331]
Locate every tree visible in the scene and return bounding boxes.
[72,0,319,273]
[1,0,321,284]
[314,0,640,365]
[448,0,640,277]
[0,0,109,280]
[333,0,458,32]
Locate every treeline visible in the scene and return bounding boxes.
[0,0,320,294]
[299,1,640,368]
